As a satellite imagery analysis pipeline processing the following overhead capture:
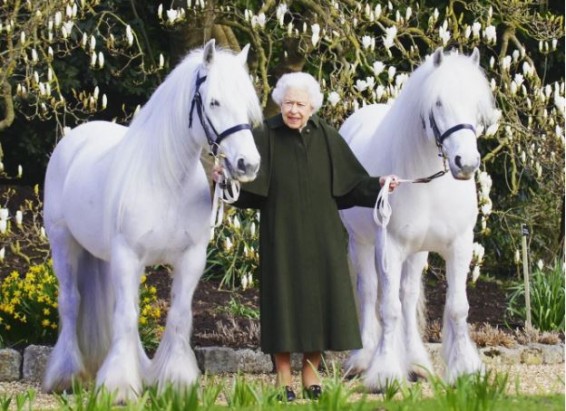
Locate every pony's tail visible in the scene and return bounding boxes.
[76,252,114,376]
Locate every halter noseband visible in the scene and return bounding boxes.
[428,112,476,148]
[188,72,252,155]
[412,113,477,183]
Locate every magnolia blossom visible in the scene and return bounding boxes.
[536,259,544,271]
[484,25,496,45]
[126,25,134,46]
[327,91,341,107]
[0,208,8,221]
[0,247,4,261]
[311,23,320,46]
[98,51,105,68]
[472,242,485,264]
[361,35,373,50]
[372,61,385,76]
[157,4,163,19]
[276,3,287,26]
[355,79,368,92]
[166,9,178,24]
[480,200,492,216]
[478,171,492,194]
[464,25,472,39]
[471,22,481,39]
[500,56,512,71]
[375,85,386,100]
[159,54,165,69]
[251,13,266,29]
[514,250,521,264]
[102,94,108,109]
[439,25,450,46]
[63,21,74,36]
[17,165,23,178]
[387,66,396,80]
[374,4,382,18]
[0,220,6,234]
[249,222,256,237]
[405,7,412,20]
[15,210,23,226]
[383,26,397,50]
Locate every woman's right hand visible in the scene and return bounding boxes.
[212,164,224,183]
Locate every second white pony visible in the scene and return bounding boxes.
[339,48,498,390]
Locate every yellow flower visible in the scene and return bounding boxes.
[43,308,51,316]
[149,286,157,295]
[42,319,51,327]
[140,275,147,284]
[139,316,147,325]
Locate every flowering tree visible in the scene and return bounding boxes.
[0,0,164,174]
[163,0,563,275]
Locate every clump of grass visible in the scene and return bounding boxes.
[506,260,565,332]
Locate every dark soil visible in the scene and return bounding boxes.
[144,269,513,349]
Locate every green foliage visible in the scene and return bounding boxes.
[506,260,565,331]
[428,371,509,411]
[206,207,259,290]
[217,296,259,320]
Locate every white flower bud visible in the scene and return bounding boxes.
[15,210,23,226]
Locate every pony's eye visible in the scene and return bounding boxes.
[435,100,442,108]
[210,99,220,107]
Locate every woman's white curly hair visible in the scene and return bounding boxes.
[271,72,324,113]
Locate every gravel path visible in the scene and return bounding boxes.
[1,362,564,409]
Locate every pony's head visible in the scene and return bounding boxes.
[419,48,497,180]
[189,40,262,182]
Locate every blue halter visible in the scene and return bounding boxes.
[189,72,252,155]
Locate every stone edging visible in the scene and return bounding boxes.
[0,343,563,383]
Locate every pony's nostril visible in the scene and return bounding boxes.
[237,158,246,172]
[455,155,462,169]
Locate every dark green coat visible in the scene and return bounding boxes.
[235,114,381,354]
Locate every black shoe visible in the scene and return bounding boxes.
[303,384,322,400]
[277,386,296,402]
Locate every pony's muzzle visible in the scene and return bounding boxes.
[225,157,260,182]
[452,153,480,180]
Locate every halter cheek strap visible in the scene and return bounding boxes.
[189,72,252,155]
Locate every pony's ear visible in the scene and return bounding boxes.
[237,44,250,66]
[471,48,480,66]
[203,39,216,67]
[432,47,444,67]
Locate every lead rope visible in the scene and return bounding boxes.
[210,157,240,239]
[372,162,448,272]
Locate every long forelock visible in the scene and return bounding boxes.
[417,54,494,125]
[205,53,263,127]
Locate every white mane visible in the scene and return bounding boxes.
[105,46,263,231]
[368,51,494,178]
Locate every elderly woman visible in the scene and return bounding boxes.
[215,72,398,401]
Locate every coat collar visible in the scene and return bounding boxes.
[266,113,322,130]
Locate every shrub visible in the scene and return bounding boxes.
[0,261,58,347]
[0,261,164,350]
[506,260,565,332]
[206,207,259,290]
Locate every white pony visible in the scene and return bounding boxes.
[42,40,262,402]
[339,48,497,390]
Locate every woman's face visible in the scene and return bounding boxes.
[280,88,314,130]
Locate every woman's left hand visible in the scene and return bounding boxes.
[380,175,400,192]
